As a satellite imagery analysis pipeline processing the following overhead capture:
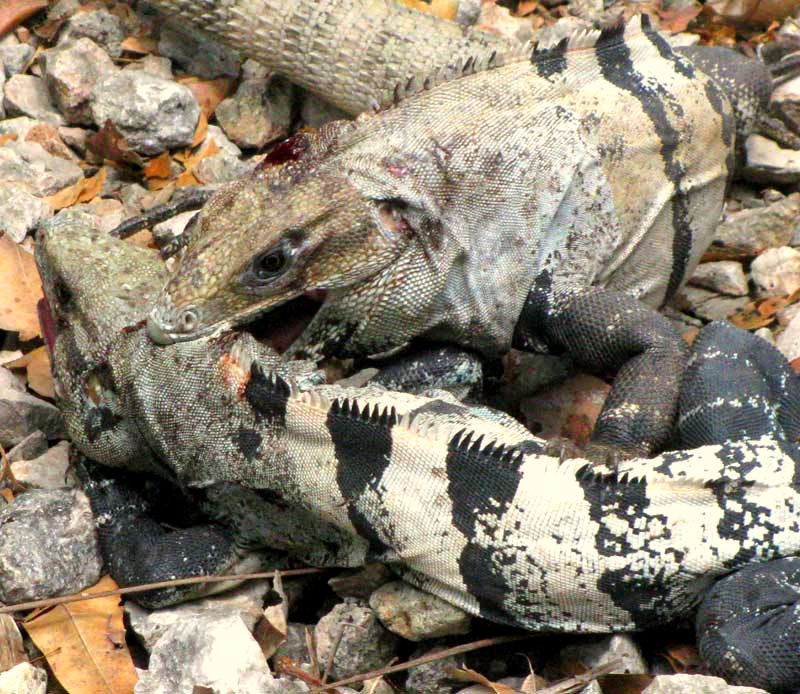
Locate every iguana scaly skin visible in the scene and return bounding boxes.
[36,211,800,690]
[144,0,511,116]
[147,13,744,457]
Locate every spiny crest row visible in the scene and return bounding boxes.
[451,428,526,466]
[575,462,648,486]
[379,14,651,110]
[329,397,400,427]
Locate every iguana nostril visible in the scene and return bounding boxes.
[178,307,200,333]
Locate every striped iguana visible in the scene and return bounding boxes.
[36,210,800,691]
[140,0,776,459]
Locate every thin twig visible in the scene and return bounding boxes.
[322,622,365,683]
[1,567,325,615]
[313,633,534,691]
[533,658,624,694]
[306,625,321,680]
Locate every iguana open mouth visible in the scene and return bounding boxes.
[247,291,327,354]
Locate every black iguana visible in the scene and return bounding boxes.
[36,210,800,690]
[141,2,774,459]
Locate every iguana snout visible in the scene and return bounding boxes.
[146,167,416,348]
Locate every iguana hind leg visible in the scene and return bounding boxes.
[513,284,689,458]
[75,457,285,608]
[697,558,800,691]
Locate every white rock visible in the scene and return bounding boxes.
[0,663,47,694]
[750,246,800,298]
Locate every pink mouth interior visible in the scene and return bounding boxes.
[37,296,57,354]
[248,291,327,354]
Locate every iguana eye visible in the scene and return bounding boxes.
[252,246,288,280]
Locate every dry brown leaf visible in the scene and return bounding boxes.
[757,287,800,318]
[87,120,144,167]
[174,169,200,188]
[790,356,800,375]
[0,0,47,37]
[120,35,157,54]
[0,613,26,671]
[24,576,137,694]
[78,168,107,204]
[729,308,774,330]
[0,133,17,147]
[397,0,458,20]
[515,1,540,16]
[0,234,43,340]
[448,667,518,694]
[708,0,799,24]
[253,572,288,659]
[6,346,54,399]
[657,643,701,673]
[42,176,87,211]
[180,76,236,121]
[597,674,654,694]
[658,3,702,31]
[191,110,208,148]
[143,152,172,179]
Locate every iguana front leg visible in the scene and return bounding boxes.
[513,283,689,458]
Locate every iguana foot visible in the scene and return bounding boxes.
[75,458,284,608]
[514,285,690,457]
[367,343,483,401]
[697,558,800,691]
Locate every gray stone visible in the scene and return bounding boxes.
[314,600,400,681]
[58,125,90,156]
[558,634,647,675]
[0,368,65,448]
[10,441,72,489]
[271,622,313,668]
[157,20,241,80]
[0,663,47,694]
[0,184,50,242]
[41,37,117,125]
[688,260,748,296]
[0,489,102,603]
[76,198,125,234]
[123,54,174,80]
[0,115,38,140]
[329,563,393,600]
[642,674,767,693]
[579,682,604,694]
[133,613,275,694]
[713,192,800,252]
[0,140,83,196]
[3,74,64,126]
[750,246,800,298]
[60,9,125,59]
[126,579,272,653]
[300,92,350,130]
[777,311,800,362]
[0,64,4,119]
[90,71,199,155]
[6,430,48,463]
[0,41,34,78]
[370,580,472,641]
[405,644,460,694]
[455,0,482,27]
[674,285,750,322]
[194,151,250,184]
[241,58,270,82]
[744,134,800,185]
[215,76,293,149]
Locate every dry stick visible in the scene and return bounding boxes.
[1,567,325,615]
[313,633,535,691]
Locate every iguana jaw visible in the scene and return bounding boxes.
[146,290,330,348]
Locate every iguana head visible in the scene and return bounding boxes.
[146,126,428,355]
